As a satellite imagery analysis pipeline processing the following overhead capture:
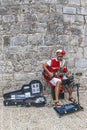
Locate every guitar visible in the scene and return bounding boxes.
[43,65,67,82]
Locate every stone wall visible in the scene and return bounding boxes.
[0,0,87,96]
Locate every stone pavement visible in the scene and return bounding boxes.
[0,90,87,130]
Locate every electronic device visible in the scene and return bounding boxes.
[54,82,83,117]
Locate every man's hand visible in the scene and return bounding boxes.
[48,72,54,78]
[67,73,72,77]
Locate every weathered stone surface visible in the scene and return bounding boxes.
[63,7,76,14]
[28,33,44,45]
[73,15,84,24]
[33,0,57,3]
[1,91,87,130]
[64,15,75,23]
[1,0,14,5]
[81,0,87,7]
[75,59,87,68]
[68,0,80,6]
[64,15,84,25]
[33,23,47,33]
[3,15,15,23]
[44,34,69,46]
[85,16,87,23]
[47,22,64,34]
[80,36,87,47]
[0,0,87,96]
[4,36,10,46]
[0,7,7,15]
[84,47,87,58]
[71,27,82,35]
[10,35,27,46]
[77,7,87,15]
[57,0,68,5]
[56,5,63,13]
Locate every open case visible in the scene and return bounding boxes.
[54,83,83,117]
[3,80,46,107]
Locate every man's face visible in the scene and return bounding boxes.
[56,52,63,61]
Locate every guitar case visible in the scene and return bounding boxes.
[3,80,46,107]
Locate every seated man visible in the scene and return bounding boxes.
[43,49,76,108]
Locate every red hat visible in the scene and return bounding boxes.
[56,49,66,55]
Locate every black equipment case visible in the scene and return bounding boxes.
[3,80,46,107]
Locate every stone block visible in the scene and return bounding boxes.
[56,5,63,13]
[3,15,15,23]
[33,23,47,33]
[28,33,44,45]
[1,0,14,5]
[63,7,76,14]
[69,35,81,46]
[17,14,25,22]
[21,22,33,34]
[68,0,80,6]
[37,13,49,23]
[44,34,69,46]
[54,14,63,23]
[0,7,7,15]
[8,6,20,14]
[47,22,64,34]
[75,59,87,68]
[57,0,68,4]
[73,15,84,24]
[22,3,48,14]
[18,0,30,4]
[64,15,75,23]
[77,7,87,15]
[10,35,27,46]
[71,27,83,35]
[81,0,87,7]
[10,23,20,34]
[33,0,57,3]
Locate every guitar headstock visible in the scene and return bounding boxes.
[75,72,82,76]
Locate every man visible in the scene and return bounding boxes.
[43,49,76,108]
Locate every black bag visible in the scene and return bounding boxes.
[3,80,46,107]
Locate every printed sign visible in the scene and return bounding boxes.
[31,83,40,94]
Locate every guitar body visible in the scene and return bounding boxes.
[43,58,60,82]
[43,66,59,82]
